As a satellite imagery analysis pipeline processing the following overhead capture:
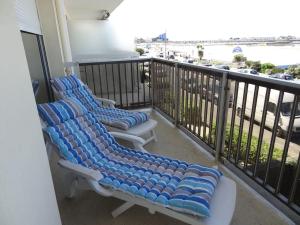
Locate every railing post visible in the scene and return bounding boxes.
[174,63,180,126]
[215,72,229,164]
[150,58,155,109]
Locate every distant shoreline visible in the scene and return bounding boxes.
[137,42,300,65]
[146,41,300,47]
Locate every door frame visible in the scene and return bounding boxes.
[21,31,53,102]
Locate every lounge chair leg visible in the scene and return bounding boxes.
[68,178,78,198]
[64,173,78,199]
[148,208,156,214]
[142,129,158,146]
[151,129,158,142]
[133,142,148,153]
[111,201,134,218]
[45,141,55,159]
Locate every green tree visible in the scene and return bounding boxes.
[233,54,247,63]
[135,47,144,56]
[245,60,252,68]
[246,60,261,72]
[197,44,204,61]
[287,65,300,78]
[261,63,275,74]
[269,67,285,74]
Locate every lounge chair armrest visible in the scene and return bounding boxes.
[96,97,116,108]
[109,132,147,152]
[58,159,103,181]
[110,132,145,145]
[129,108,152,116]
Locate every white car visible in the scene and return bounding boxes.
[238,69,259,75]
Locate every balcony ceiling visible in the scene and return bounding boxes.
[65,0,123,20]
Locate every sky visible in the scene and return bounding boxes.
[110,0,300,41]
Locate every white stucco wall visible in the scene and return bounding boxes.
[0,1,62,225]
[36,0,65,77]
[68,19,137,61]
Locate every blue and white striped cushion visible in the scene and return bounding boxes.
[94,107,149,130]
[51,74,82,91]
[51,75,149,130]
[38,99,222,217]
[38,97,88,126]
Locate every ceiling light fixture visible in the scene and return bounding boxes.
[98,10,110,20]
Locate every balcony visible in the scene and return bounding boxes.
[5,1,300,225]
[61,57,300,224]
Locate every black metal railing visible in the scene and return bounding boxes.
[151,59,300,222]
[152,59,177,120]
[223,72,300,219]
[79,58,151,109]
[79,57,300,222]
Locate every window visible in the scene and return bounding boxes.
[267,102,276,114]
[281,102,300,116]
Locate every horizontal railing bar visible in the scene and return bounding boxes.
[152,57,177,66]
[153,58,224,75]
[228,71,300,94]
[178,64,224,76]
[78,58,151,65]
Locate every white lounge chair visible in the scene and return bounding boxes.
[38,98,236,225]
[50,74,158,146]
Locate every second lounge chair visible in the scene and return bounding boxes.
[51,74,158,146]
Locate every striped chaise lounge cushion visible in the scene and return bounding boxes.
[38,98,222,217]
[51,75,149,130]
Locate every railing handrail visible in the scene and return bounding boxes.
[77,57,152,65]
[228,70,300,94]
[153,57,300,94]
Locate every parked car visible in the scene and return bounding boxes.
[238,69,259,75]
[169,55,175,60]
[187,59,194,64]
[215,64,230,70]
[237,83,300,137]
[202,63,212,67]
[269,73,294,80]
[181,77,233,107]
